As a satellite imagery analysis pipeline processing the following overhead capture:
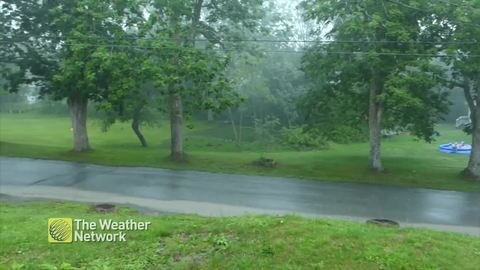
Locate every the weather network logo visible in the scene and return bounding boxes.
[48,218,73,243]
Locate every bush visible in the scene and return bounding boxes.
[327,125,368,144]
[280,127,328,150]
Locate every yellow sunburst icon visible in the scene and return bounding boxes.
[48,218,73,243]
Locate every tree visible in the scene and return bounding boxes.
[222,0,307,148]
[0,2,16,91]
[99,83,162,148]
[143,0,264,161]
[1,1,54,102]
[141,37,237,160]
[3,0,141,151]
[94,35,161,148]
[439,0,480,179]
[301,0,450,171]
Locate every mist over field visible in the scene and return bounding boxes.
[1,0,480,269]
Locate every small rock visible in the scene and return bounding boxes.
[252,157,277,168]
[366,219,400,227]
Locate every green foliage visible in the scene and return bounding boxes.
[97,83,163,133]
[213,234,230,250]
[1,202,480,269]
[253,115,281,152]
[4,0,142,102]
[3,0,264,152]
[0,87,25,103]
[138,0,265,116]
[280,127,328,150]
[254,116,280,140]
[436,0,480,137]
[224,1,307,126]
[382,67,450,142]
[299,82,369,141]
[328,126,369,144]
[300,0,450,143]
[0,2,30,92]
[228,51,306,126]
[141,40,239,114]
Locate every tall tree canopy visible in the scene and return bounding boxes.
[226,0,307,131]
[3,0,142,151]
[438,0,480,179]
[300,0,450,171]
[3,0,264,158]
[140,0,264,161]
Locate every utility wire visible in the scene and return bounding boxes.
[1,37,479,45]
[2,41,479,58]
[438,0,480,11]
[436,0,464,7]
[386,0,425,12]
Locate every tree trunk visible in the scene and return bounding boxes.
[238,110,243,146]
[169,93,185,161]
[463,78,480,179]
[68,96,90,152]
[207,109,214,121]
[368,78,384,172]
[165,0,202,162]
[131,112,148,148]
[466,112,480,178]
[228,108,239,145]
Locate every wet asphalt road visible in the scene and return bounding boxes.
[0,157,479,230]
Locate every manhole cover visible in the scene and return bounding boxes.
[366,219,400,227]
[93,203,116,213]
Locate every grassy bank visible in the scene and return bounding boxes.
[0,113,479,192]
[0,201,479,269]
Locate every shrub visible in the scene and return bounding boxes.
[327,125,368,144]
[280,127,328,150]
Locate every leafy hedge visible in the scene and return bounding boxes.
[280,127,329,150]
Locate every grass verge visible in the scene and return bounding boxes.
[0,201,479,270]
[0,113,479,192]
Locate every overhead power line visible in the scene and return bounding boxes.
[1,37,479,45]
[2,40,480,58]
[436,0,462,7]
[386,0,425,12]
[267,50,480,58]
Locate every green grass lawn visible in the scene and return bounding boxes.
[0,113,479,192]
[1,201,479,270]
